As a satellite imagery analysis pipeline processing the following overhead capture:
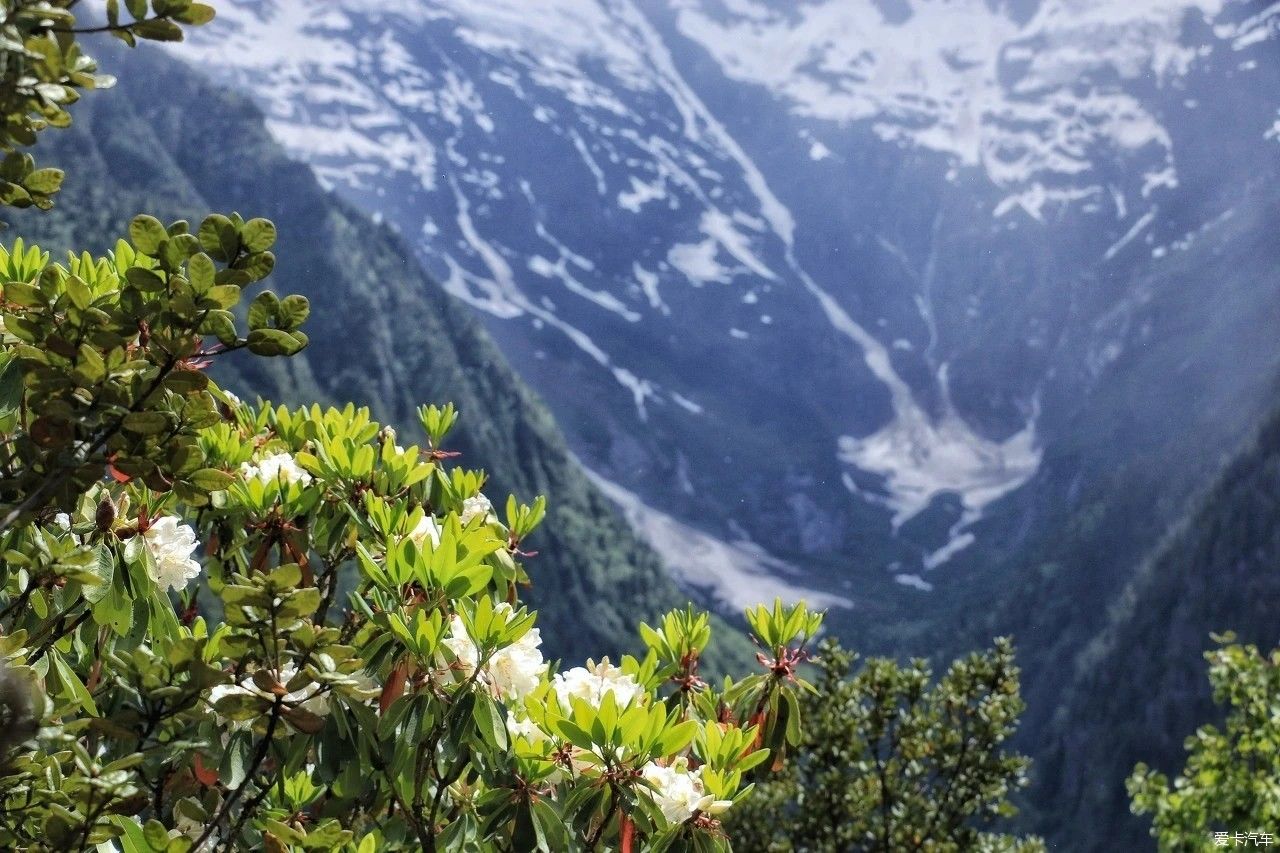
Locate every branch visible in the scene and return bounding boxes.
[190,699,281,852]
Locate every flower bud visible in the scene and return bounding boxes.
[96,496,116,532]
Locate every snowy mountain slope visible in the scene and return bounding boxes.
[167,0,1280,613]
[670,0,1222,215]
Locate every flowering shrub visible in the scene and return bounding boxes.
[0,216,824,851]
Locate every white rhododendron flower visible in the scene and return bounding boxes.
[240,451,312,487]
[52,512,81,545]
[442,604,547,701]
[206,683,253,735]
[460,494,494,525]
[640,757,731,825]
[214,664,330,718]
[142,516,202,592]
[442,613,480,676]
[207,682,242,709]
[506,714,548,745]
[270,664,331,717]
[488,619,546,700]
[408,513,442,548]
[552,658,643,712]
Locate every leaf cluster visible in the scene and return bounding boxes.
[727,637,1044,852]
[1128,636,1280,851]
[0,213,302,528]
[0,0,215,214]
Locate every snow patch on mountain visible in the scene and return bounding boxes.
[670,0,1234,213]
[587,470,852,610]
[1215,2,1280,49]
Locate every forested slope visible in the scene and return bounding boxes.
[1030,402,1280,849]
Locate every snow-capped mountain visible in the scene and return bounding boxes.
[168,0,1280,611]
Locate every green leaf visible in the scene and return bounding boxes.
[189,468,234,491]
[22,168,63,194]
[129,215,168,255]
[219,732,251,789]
[143,819,169,850]
[162,369,209,394]
[199,309,237,344]
[203,284,240,308]
[124,267,165,291]
[187,252,215,291]
[174,2,215,24]
[241,218,277,253]
[132,18,184,41]
[64,275,91,310]
[474,693,510,751]
[277,294,310,330]
[122,411,170,435]
[246,328,306,357]
[247,291,279,331]
[197,214,238,260]
[236,250,275,282]
[3,281,43,307]
[0,181,32,207]
[108,817,154,853]
[0,353,22,423]
[83,547,115,605]
[51,652,98,715]
[530,799,569,853]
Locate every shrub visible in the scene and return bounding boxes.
[1129,636,1280,851]
[727,638,1044,852]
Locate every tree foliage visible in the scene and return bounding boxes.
[1128,636,1280,851]
[0,0,213,213]
[727,637,1043,852]
[0,213,295,531]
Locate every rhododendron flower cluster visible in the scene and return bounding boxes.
[141,515,202,592]
[460,493,494,525]
[210,663,331,720]
[552,658,645,711]
[442,603,548,701]
[641,757,733,825]
[239,451,312,486]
